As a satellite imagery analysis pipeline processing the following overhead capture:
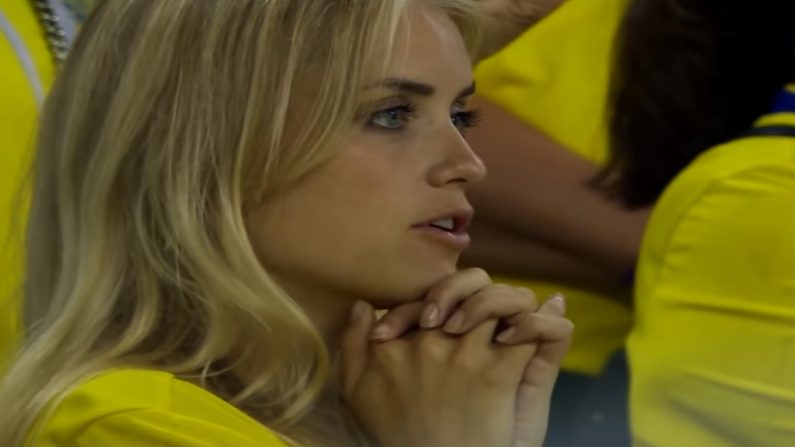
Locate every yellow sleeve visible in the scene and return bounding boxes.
[68,410,288,447]
[628,143,795,446]
[475,0,628,164]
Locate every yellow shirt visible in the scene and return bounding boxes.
[29,369,289,447]
[628,113,795,446]
[0,1,57,367]
[474,0,632,374]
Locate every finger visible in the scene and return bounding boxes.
[495,293,566,343]
[519,318,574,387]
[461,318,501,349]
[496,312,574,345]
[518,335,572,394]
[538,292,566,317]
[369,301,425,341]
[419,268,492,329]
[511,297,572,446]
[339,300,377,398]
[443,286,538,334]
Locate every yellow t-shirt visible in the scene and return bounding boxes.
[474,0,632,374]
[29,369,289,447]
[628,112,795,446]
[0,1,57,367]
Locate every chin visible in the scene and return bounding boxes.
[368,262,458,309]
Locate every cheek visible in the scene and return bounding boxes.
[245,164,403,269]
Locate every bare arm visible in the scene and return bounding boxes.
[464,96,651,285]
[462,219,634,302]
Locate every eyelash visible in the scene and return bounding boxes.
[366,103,482,135]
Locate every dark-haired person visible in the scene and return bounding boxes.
[606,0,795,444]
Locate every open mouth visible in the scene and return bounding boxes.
[413,211,472,251]
[428,217,457,232]
[414,210,472,235]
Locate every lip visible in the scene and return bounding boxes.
[412,208,474,251]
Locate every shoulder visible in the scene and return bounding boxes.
[32,369,288,447]
[643,136,795,259]
[629,136,795,446]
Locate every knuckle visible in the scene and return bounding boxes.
[452,347,490,374]
[371,342,403,365]
[415,332,452,361]
[462,292,491,310]
[482,368,505,388]
[424,284,447,303]
[466,267,492,284]
[562,318,575,335]
[488,283,513,294]
[517,286,538,303]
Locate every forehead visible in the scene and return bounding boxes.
[386,6,473,83]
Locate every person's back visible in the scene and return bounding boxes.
[605,0,795,443]
[629,100,795,446]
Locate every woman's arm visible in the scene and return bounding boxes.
[461,219,633,301]
[465,96,650,284]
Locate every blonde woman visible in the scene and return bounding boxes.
[0,1,571,446]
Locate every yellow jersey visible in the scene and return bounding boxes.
[628,111,795,446]
[474,0,632,374]
[0,0,57,367]
[28,369,289,447]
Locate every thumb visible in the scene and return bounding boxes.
[339,300,377,399]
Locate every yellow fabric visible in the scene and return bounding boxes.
[474,0,632,374]
[0,1,56,367]
[28,369,289,447]
[628,113,795,446]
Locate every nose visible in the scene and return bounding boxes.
[427,130,487,188]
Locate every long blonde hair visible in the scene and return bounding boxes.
[0,0,481,445]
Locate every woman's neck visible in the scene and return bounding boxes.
[276,277,357,352]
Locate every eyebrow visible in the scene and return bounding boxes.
[376,78,476,100]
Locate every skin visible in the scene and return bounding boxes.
[246,3,573,446]
[246,4,486,341]
[462,96,651,298]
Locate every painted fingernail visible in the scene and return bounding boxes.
[551,293,566,313]
[371,323,391,341]
[420,304,440,328]
[444,311,466,333]
[496,327,517,343]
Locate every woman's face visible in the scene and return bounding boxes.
[247,6,484,308]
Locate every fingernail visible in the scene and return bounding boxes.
[444,311,466,333]
[420,304,440,328]
[350,300,367,322]
[496,327,517,343]
[551,293,566,313]
[370,323,391,341]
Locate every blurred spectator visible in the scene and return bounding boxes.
[466,0,641,444]
[606,0,795,444]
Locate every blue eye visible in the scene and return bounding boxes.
[368,105,414,131]
[451,109,482,134]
